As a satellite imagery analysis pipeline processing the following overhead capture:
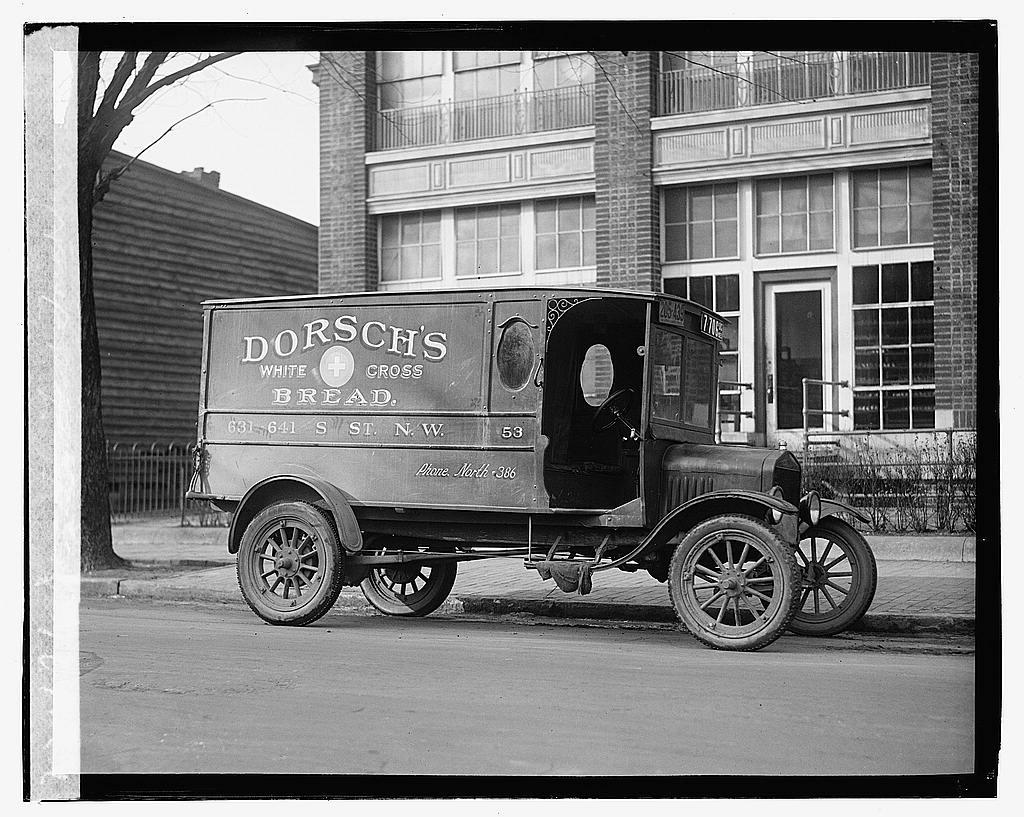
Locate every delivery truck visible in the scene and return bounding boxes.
[187,287,876,651]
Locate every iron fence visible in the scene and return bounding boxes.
[107,442,191,523]
[106,441,228,526]
[659,51,930,116]
[799,431,976,534]
[375,83,594,150]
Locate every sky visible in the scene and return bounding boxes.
[111,52,321,225]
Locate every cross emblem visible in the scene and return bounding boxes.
[327,354,349,378]
[319,346,354,387]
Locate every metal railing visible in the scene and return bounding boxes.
[716,380,753,442]
[107,442,192,523]
[659,51,930,116]
[375,83,595,150]
[107,441,228,526]
[802,377,850,449]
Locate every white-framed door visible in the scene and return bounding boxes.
[764,280,834,436]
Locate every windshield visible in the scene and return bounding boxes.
[650,326,715,428]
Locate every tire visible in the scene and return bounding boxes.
[668,514,801,651]
[788,517,877,636]
[360,557,458,617]
[237,501,344,626]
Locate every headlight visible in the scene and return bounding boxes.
[768,485,785,524]
[800,490,821,526]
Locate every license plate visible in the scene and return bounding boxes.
[701,313,724,340]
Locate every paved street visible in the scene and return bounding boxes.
[80,598,974,776]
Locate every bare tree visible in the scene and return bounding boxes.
[78,51,239,570]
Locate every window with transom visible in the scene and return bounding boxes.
[535,197,596,270]
[380,212,442,282]
[455,203,521,277]
[376,51,443,110]
[664,183,739,261]
[755,174,834,255]
[851,165,932,248]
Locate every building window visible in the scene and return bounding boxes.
[535,197,596,270]
[376,51,443,110]
[453,51,522,100]
[852,261,935,430]
[664,274,743,432]
[664,183,738,261]
[455,203,521,277]
[380,212,442,282]
[755,174,834,255]
[453,51,522,70]
[851,165,932,248]
[533,52,595,90]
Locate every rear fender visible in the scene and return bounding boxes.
[227,475,363,555]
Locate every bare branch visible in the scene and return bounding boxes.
[119,52,169,110]
[586,51,643,135]
[212,62,316,103]
[321,52,419,146]
[95,51,138,118]
[662,51,799,105]
[93,96,264,205]
[120,51,243,111]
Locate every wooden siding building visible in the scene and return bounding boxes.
[92,151,318,445]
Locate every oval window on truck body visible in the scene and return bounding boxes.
[581,344,614,406]
[496,318,535,391]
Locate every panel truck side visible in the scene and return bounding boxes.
[196,295,545,513]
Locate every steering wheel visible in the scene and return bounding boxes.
[592,387,636,433]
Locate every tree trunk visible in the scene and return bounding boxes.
[79,157,126,571]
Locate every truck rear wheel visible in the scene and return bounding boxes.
[237,501,344,626]
[788,518,877,636]
[668,514,800,651]
[360,559,458,617]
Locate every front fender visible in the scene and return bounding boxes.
[593,489,799,574]
[647,489,799,553]
[227,474,363,555]
[820,497,871,525]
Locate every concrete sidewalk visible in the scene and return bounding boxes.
[86,519,977,635]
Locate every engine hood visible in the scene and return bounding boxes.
[659,443,801,516]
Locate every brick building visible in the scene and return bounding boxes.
[312,50,979,449]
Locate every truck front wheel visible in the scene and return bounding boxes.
[668,514,801,651]
[237,501,345,626]
[788,518,877,636]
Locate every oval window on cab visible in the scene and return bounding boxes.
[496,319,535,391]
[580,344,614,406]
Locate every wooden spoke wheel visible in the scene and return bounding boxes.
[668,515,801,651]
[237,501,344,626]
[360,556,458,617]
[789,518,877,636]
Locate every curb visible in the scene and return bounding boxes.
[866,536,976,563]
[82,579,974,636]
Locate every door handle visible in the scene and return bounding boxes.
[767,373,774,404]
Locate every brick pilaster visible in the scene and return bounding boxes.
[312,51,378,293]
[930,52,979,429]
[593,51,660,292]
